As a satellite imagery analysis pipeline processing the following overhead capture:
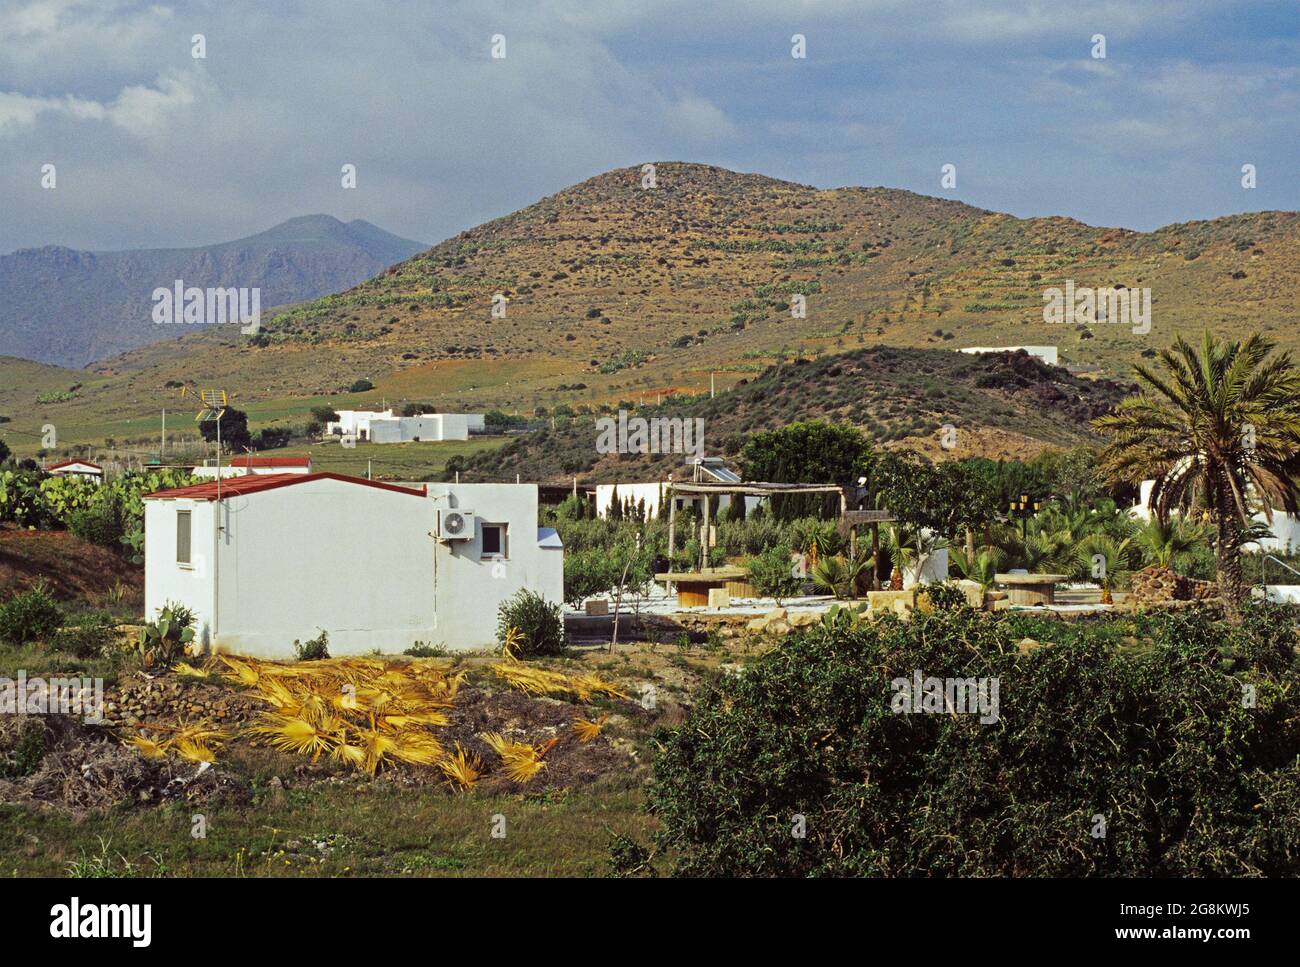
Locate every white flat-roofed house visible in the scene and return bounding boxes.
[143,472,562,657]
[326,410,484,442]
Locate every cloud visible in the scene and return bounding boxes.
[0,69,202,139]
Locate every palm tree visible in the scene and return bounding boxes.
[1134,516,1208,571]
[1093,332,1300,615]
[1077,533,1135,604]
[949,545,1006,589]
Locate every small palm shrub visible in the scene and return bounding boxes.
[497,589,564,657]
[0,584,63,645]
[51,611,118,658]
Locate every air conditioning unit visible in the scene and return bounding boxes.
[438,509,476,541]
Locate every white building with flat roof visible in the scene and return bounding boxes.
[326,410,485,442]
[143,472,561,656]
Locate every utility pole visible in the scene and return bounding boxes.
[161,408,166,460]
[710,372,715,398]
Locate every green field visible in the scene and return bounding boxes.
[307,437,506,480]
[0,780,650,878]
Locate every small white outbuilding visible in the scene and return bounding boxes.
[143,472,562,657]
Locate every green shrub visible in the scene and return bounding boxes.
[293,630,330,661]
[68,492,128,548]
[918,582,969,611]
[403,642,447,658]
[648,604,1300,876]
[51,611,118,658]
[745,544,803,605]
[0,720,46,780]
[0,585,63,645]
[498,589,565,657]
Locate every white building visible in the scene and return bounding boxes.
[45,459,103,483]
[192,455,312,479]
[595,458,765,520]
[1129,478,1300,554]
[326,410,485,443]
[960,345,1059,367]
[143,472,562,657]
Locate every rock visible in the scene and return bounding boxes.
[1017,637,1043,655]
[789,611,818,628]
[268,776,286,804]
[764,608,788,621]
[766,619,792,636]
[746,617,768,633]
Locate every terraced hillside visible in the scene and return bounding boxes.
[2,162,1295,458]
[452,346,1133,484]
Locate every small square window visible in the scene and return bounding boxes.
[481,523,506,557]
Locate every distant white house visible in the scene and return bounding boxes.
[1129,478,1300,554]
[960,345,1059,367]
[192,455,312,479]
[326,409,485,443]
[595,458,766,519]
[143,472,562,656]
[45,459,103,484]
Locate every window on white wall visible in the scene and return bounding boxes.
[481,523,507,557]
[176,509,192,565]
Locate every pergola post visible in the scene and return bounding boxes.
[667,487,676,562]
[871,522,881,591]
[701,492,711,570]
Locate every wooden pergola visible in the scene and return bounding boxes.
[664,480,895,592]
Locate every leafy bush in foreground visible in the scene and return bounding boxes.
[0,585,64,645]
[648,604,1300,876]
[498,589,564,657]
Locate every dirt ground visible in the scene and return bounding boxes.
[0,524,143,605]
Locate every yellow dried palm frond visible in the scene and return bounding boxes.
[489,662,570,696]
[330,739,367,770]
[218,656,261,685]
[503,755,546,783]
[572,714,610,743]
[439,743,481,789]
[125,735,170,759]
[501,627,524,661]
[379,710,450,730]
[174,722,229,747]
[356,728,398,776]
[171,661,211,679]
[389,732,445,766]
[249,714,336,759]
[174,737,218,763]
[570,674,629,700]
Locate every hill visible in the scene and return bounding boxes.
[0,215,427,367]
[1,162,1294,459]
[451,346,1133,484]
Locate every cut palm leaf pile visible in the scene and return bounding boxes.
[122,654,628,785]
[489,662,628,701]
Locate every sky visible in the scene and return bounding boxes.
[0,0,1296,253]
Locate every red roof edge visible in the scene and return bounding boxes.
[47,460,103,472]
[228,454,312,467]
[143,471,428,502]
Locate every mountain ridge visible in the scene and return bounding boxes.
[0,216,427,368]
